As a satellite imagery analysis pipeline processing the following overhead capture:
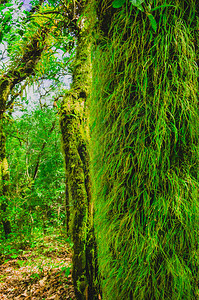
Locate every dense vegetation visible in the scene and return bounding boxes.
[0,0,198,299]
[4,107,65,238]
[91,1,199,299]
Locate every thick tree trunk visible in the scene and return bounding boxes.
[90,1,199,299]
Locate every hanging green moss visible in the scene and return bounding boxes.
[90,1,199,299]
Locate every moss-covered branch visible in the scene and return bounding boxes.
[0,17,50,239]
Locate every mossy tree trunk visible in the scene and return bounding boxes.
[60,26,98,299]
[90,1,199,299]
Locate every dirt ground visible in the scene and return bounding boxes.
[0,235,76,300]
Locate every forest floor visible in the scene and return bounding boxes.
[0,233,76,300]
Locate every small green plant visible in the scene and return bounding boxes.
[0,274,7,282]
[17,260,26,267]
[10,254,19,259]
[112,0,176,32]
[30,272,40,281]
[112,0,144,9]
[61,266,71,277]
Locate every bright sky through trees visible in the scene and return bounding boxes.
[0,0,72,117]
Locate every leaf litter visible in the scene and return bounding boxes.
[0,235,76,299]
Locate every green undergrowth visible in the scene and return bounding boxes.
[0,230,74,299]
[0,226,72,263]
[2,232,72,269]
[0,235,72,292]
[91,1,199,299]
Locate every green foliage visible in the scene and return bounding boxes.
[130,0,144,7]
[0,1,13,43]
[0,0,79,286]
[1,107,66,243]
[112,1,178,31]
[91,1,199,299]
[112,0,144,9]
[112,0,126,8]
[147,13,157,32]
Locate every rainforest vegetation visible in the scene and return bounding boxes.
[0,0,198,299]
